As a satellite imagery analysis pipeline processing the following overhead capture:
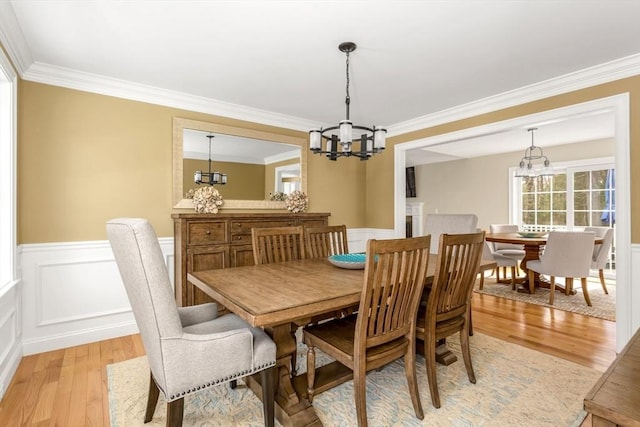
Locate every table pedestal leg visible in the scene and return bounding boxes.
[244,323,322,427]
[416,338,458,365]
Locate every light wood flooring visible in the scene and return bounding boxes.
[0,293,617,426]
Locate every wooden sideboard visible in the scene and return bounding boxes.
[172,212,330,308]
[584,327,640,427]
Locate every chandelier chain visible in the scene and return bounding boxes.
[345,50,351,120]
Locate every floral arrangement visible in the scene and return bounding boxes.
[269,191,287,201]
[191,186,224,214]
[284,190,308,213]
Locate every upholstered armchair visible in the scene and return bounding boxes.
[526,231,596,306]
[424,214,478,254]
[480,240,519,290]
[489,224,525,280]
[107,218,276,427]
[584,226,614,294]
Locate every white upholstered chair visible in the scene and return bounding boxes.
[526,231,596,306]
[584,226,614,295]
[107,218,276,427]
[424,214,478,254]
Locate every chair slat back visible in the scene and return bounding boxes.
[251,226,305,265]
[429,231,485,322]
[356,236,431,350]
[305,225,349,258]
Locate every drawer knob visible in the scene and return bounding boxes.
[206,230,211,235]
[237,236,242,240]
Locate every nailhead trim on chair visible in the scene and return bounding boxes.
[167,361,276,400]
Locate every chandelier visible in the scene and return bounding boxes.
[309,42,386,160]
[515,127,553,177]
[194,134,228,185]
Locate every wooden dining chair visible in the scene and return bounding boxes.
[251,226,305,265]
[304,224,349,258]
[526,231,596,306]
[416,231,485,409]
[304,235,431,427]
[251,225,306,375]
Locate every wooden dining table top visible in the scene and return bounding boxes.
[187,256,497,329]
[486,232,603,246]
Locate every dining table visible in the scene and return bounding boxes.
[485,232,603,294]
[188,256,496,427]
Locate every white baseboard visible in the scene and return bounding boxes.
[21,319,139,355]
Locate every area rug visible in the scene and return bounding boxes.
[474,276,615,321]
[108,333,602,426]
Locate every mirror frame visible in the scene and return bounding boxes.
[173,117,308,209]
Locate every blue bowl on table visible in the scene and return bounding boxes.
[327,253,367,269]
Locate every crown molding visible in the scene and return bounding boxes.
[0,1,32,75]
[387,54,640,137]
[22,62,318,132]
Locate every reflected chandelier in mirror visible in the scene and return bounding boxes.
[173,117,308,209]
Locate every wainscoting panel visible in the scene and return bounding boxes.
[20,238,174,355]
[346,228,396,253]
[16,234,637,356]
[0,280,21,401]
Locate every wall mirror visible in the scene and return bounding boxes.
[173,117,307,209]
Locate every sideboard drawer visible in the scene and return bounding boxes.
[187,221,228,245]
[230,220,293,235]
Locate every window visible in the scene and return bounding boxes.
[513,158,616,275]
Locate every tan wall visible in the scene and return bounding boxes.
[18,81,366,243]
[367,76,640,242]
[413,138,615,231]
[183,158,265,200]
[17,76,639,243]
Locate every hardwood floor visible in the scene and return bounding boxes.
[0,294,617,426]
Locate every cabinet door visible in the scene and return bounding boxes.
[187,246,230,307]
[230,244,256,268]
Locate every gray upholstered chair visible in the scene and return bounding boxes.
[584,226,614,294]
[489,224,525,281]
[424,214,478,254]
[480,240,519,290]
[107,218,276,427]
[526,231,596,306]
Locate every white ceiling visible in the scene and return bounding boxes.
[2,1,639,163]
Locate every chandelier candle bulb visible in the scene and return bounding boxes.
[339,120,353,145]
[374,128,387,150]
[309,130,321,151]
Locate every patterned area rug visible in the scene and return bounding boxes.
[474,275,616,321]
[108,333,601,426]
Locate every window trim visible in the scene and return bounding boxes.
[0,47,18,291]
